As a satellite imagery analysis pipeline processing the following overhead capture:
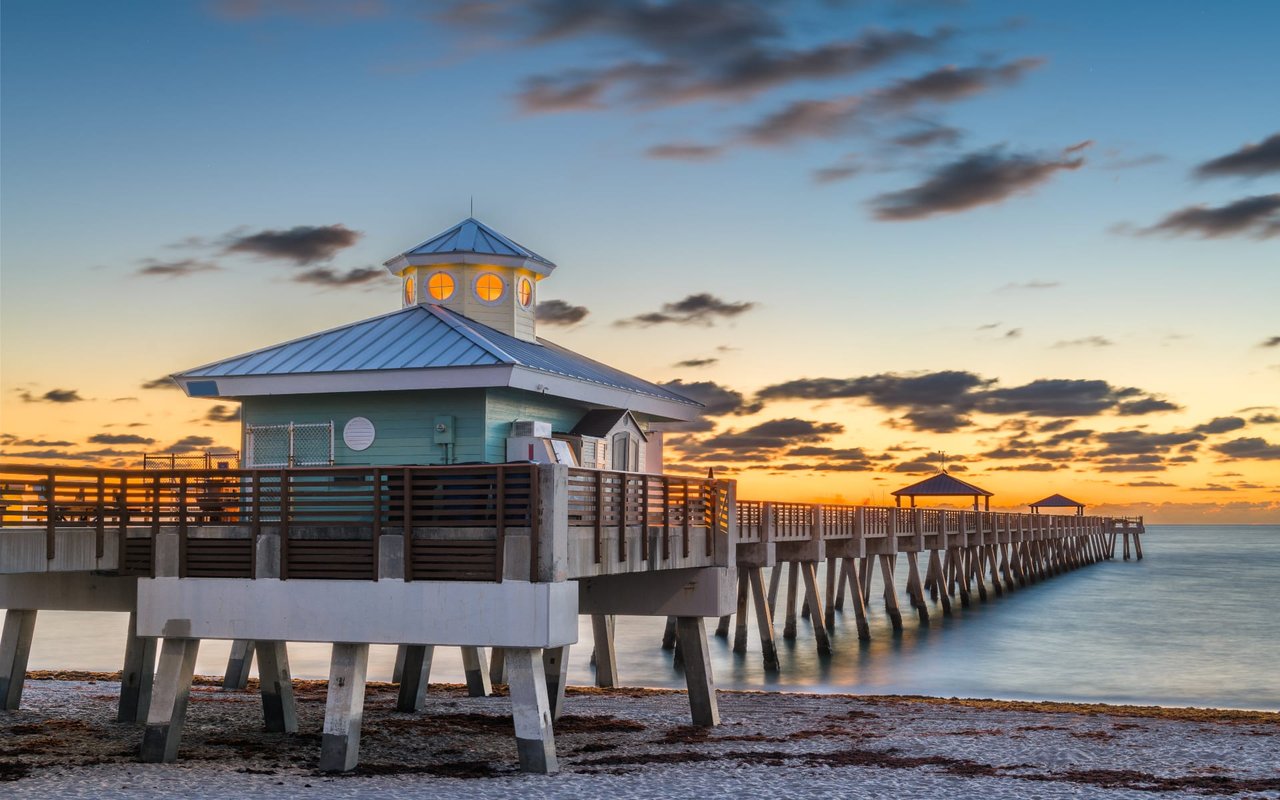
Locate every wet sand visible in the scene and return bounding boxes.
[3,672,1278,798]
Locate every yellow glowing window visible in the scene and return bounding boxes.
[475,273,504,302]
[518,277,533,308]
[403,276,415,305]
[427,272,455,301]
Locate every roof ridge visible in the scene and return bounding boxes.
[421,304,518,364]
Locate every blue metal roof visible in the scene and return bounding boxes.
[179,305,698,407]
[401,218,556,268]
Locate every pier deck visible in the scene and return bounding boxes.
[0,462,1142,775]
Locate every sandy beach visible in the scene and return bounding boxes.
[2,672,1277,798]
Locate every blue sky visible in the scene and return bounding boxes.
[3,1,1278,520]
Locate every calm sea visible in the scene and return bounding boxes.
[17,524,1280,711]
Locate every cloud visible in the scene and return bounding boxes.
[1052,336,1112,348]
[224,224,361,265]
[1092,430,1203,456]
[1250,413,1280,425]
[1212,437,1280,460]
[204,405,242,423]
[535,300,590,327]
[1259,336,1280,348]
[293,267,386,287]
[891,125,963,148]
[0,449,99,461]
[502,11,953,112]
[1191,484,1235,492]
[1193,416,1246,435]
[1115,397,1182,415]
[616,293,755,326]
[756,370,1177,432]
[646,142,724,160]
[1124,480,1176,488]
[659,380,762,417]
[136,258,221,278]
[871,147,1085,221]
[874,58,1043,111]
[991,462,1061,472]
[812,163,862,184]
[6,438,74,446]
[212,0,387,22]
[141,376,180,390]
[165,435,217,453]
[18,388,84,403]
[1194,132,1280,179]
[700,418,843,454]
[998,280,1060,291]
[739,95,862,145]
[673,358,718,368]
[88,433,156,445]
[1137,194,1280,240]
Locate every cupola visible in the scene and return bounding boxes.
[383,218,556,342]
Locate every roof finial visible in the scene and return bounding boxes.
[470,196,474,218]
[938,451,948,473]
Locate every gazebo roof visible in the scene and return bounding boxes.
[891,471,993,498]
[383,217,557,276]
[1030,493,1084,508]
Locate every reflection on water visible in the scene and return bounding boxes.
[17,526,1280,710]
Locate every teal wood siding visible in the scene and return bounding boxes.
[483,388,590,462]
[242,390,486,466]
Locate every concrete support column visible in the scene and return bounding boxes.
[140,637,200,763]
[732,573,750,653]
[222,639,255,691]
[0,609,37,711]
[392,643,407,684]
[117,610,156,724]
[319,643,369,773]
[460,646,492,697]
[590,615,618,688]
[799,563,832,655]
[675,617,719,727]
[542,645,570,721]
[489,646,508,686]
[256,641,297,733]
[842,559,872,641]
[396,644,434,713]
[506,647,558,774]
[748,568,780,671]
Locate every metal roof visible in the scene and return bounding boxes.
[571,409,648,440]
[178,304,698,408]
[892,471,994,497]
[1030,493,1084,507]
[399,218,556,268]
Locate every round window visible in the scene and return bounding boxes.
[517,277,533,308]
[403,276,415,305]
[427,271,455,301]
[475,273,504,303]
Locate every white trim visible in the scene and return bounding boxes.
[422,268,458,303]
[383,252,555,278]
[472,270,507,306]
[173,363,701,421]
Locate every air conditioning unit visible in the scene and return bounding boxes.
[511,419,552,438]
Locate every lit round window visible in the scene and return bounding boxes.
[403,276,415,305]
[517,277,533,308]
[475,273,504,303]
[427,271,455,301]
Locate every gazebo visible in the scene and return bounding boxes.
[891,471,993,511]
[1030,493,1085,516]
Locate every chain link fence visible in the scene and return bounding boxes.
[246,422,334,467]
[142,452,240,470]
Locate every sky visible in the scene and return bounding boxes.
[2,0,1277,522]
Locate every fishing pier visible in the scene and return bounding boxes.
[0,462,1142,774]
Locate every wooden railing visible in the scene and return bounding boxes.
[564,469,722,563]
[0,463,728,580]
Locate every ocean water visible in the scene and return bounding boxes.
[15,525,1280,711]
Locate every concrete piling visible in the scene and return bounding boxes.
[319,642,369,773]
[0,609,37,711]
[395,645,434,712]
[140,637,200,763]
